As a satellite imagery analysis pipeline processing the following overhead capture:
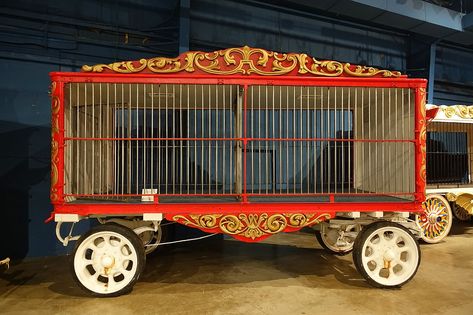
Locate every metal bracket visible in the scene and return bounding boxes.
[55,222,81,246]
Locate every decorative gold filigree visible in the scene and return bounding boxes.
[82,46,402,78]
[419,88,427,182]
[50,82,60,202]
[440,105,473,119]
[445,192,457,202]
[82,59,147,73]
[173,213,331,240]
[343,63,401,77]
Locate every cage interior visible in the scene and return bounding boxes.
[63,83,415,203]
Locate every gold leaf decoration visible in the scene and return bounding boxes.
[82,46,402,78]
[440,105,473,119]
[50,81,60,202]
[173,213,331,240]
[419,88,427,182]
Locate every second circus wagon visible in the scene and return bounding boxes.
[48,46,427,296]
[415,104,473,244]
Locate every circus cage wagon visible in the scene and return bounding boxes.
[48,46,427,296]
[415,104,473,244]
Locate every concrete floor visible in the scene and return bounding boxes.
[1,222,473,315]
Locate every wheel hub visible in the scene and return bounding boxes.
[101,255,115,269]
[383,248,395,262]
[428,213,439,225]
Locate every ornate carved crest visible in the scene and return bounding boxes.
[170,212,332,242]
[82,46,403,78]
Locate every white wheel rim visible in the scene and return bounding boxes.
[418,196,452,242]
[321,225,359,252]
[360,226,419,286]
[74,231,139,295]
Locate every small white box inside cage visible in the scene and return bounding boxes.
[141,189,158,202]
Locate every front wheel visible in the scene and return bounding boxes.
[72,224,145,297]
[353,221,420,288]
[417,194,452,244]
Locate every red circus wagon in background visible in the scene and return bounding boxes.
[48,46,427,296]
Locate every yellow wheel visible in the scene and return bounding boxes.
[417,194,452,244]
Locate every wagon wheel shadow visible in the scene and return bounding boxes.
[139,231,370,291]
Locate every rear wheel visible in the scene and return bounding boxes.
[72,224,145,297]
[315,223,360,255]
[417,194,452,243]
[353,221,420,288]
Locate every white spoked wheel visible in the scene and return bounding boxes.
[353,221,420,288]
[315,223,360,255]
[452,202,472,222]
[417,194,452,244]
[72,224,145,297]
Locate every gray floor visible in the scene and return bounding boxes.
[1,221,473,315]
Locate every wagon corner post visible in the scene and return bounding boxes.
[415,85,427,207]
[51,80,65,205]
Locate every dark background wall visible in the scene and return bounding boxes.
[1,0,472,258]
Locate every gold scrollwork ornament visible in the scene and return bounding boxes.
[82,46,402,78]
[173,213,331,240]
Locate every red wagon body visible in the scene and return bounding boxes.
[48,47,427,295]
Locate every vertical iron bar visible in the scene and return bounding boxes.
[318,87,326,193]
[266,86,269,194]
[201,84,204,194]
[172,84,176,194]
[187,84,190,194]
[272,86,275,193]
[151,84,154,191]
[179,84,183,194]
[165,84,169,194]
[83,83,87,195]
[229,85,233,194]
[327,87,331,194]
[402,88,405,193]
[388,88,391,193]
[158,84,161,193]
[208,85,211,195]
[99,83,102,195]
[143,84,147,195]
[300,85,303,194]
[76,84,79,194]
[313,86,317,194]
[106,83,110,196]
[194,84,197,193]
[293,85,296,193]
[341,87,344,194]
[368,88,371,193]
[215,85,219,194]
[306,87,310,193]
[375,88,378,193]
[135,84,139,195]
[222,85,226,194]
[249,87,253,193]
[279,86,282,194]
[334,87,337,194]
